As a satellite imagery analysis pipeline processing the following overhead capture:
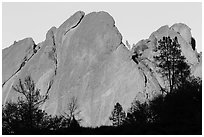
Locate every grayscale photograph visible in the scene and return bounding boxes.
[2,2,202,135]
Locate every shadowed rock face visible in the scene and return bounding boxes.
[2,11,202,127]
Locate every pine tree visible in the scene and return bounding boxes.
[154,36,190,93]
[109,102,126,126]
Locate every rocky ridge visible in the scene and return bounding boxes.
[2,11,202,127]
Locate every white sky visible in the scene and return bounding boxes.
[2,2,202,52]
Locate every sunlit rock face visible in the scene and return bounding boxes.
[2,11,202,127]
[2,38,36,85]
[131,23,202,91]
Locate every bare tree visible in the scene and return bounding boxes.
[12,75,48,128]
[12,76,48,106]
[63,96,81,127]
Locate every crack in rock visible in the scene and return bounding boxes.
[64,14,85,35]
[2,44,39,87]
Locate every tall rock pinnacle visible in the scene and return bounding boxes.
[2,11,201,127]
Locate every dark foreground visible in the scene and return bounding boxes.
[3,78,202,135]
[6,122,201,135]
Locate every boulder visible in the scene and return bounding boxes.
[170,23,192,45]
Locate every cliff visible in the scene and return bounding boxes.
[2,11,201,127]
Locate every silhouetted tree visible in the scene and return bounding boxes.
[69,116,80,128]
[12,75,48,129]
[37,115,66,131]
[67,97,79,120]
[109,102,126,126]
[2,98,49,134]
[2,101,20,134]
[62,96,81,128]
[2,75,49,134]
[154,36,190,93]
[149,77,202,134]
[126,100,150,126]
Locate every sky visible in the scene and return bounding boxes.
[2,2,202,52]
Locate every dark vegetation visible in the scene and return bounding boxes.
[154,36,190,93]
[2,36,202,135]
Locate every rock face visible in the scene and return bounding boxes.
[2,11,202,127]
[2,38,37,86]
[131,23,202,91]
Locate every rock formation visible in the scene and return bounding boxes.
[131,23,202,91]
[2,11,202,127]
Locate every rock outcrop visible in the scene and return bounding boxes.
[2,11,202,127]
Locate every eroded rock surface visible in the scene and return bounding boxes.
[2,11,202,127]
